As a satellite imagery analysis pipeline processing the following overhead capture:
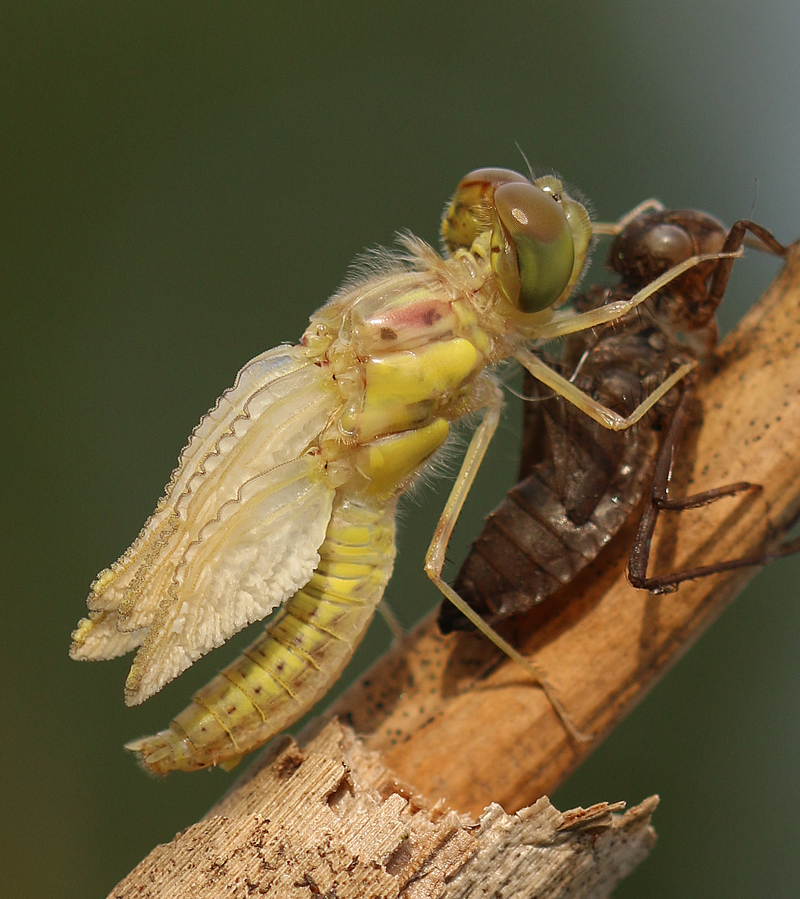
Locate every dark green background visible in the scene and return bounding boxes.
[3,4,799,897]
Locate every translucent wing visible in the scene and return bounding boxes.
[125,458,334,704]
[70,345,338,705]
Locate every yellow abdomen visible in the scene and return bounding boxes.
[126,495,397,773]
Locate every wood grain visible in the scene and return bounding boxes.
[111,720,658,898]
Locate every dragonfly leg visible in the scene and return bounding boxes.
[516,347,695,431]
[424,379,592,742]
[535,249,742,341]
[424,380,503,579]
[627,375,798,592]
[591,199,666,237]
[376,598,404,644]
[705,220,788,310]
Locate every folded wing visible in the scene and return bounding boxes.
[70,345,338,705]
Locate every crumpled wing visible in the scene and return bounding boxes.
[125,458,334,704]
[70,345,338,705]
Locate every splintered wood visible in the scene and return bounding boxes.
[110,720,657,899]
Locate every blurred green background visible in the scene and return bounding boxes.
[3,3,799,897]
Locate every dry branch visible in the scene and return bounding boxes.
[109,245,800,896]
[111,720,658,898]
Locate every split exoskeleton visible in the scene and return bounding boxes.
[440,203,792,635]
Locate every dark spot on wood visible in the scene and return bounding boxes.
[326,774,355,810]
[276,752,303,781]
[385,840,412,876]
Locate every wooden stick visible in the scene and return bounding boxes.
[111,719,658,898]
[108,243,800,895]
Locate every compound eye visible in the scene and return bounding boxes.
[642,223,695,268]
[442,168,529,253]
[612,222,695,283]
[457,167,529,192]
[491,182,575,313]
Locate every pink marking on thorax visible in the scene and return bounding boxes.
[373,299,452,332]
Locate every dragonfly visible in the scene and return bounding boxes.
[70,169,735,773]
[439,203,792,636]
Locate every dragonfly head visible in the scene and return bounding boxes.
[442,168,591,317]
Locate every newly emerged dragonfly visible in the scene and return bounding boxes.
[440,204,791,635]
[70,169,735,773]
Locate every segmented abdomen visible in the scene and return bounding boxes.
[126,494,397,773]
[440,424,655,633]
